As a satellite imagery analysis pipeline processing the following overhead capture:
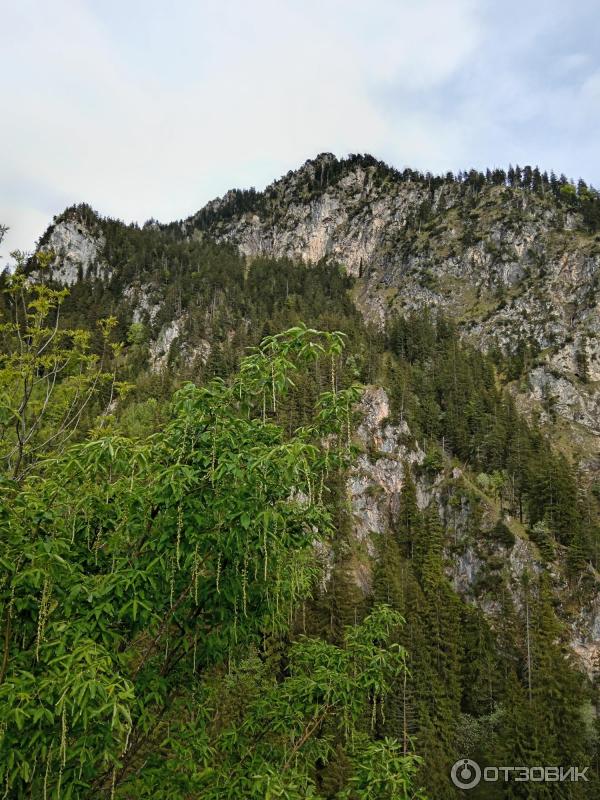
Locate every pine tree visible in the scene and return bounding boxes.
[396,467,422,559]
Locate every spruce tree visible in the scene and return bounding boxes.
[396,466,422,559]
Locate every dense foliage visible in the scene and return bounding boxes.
[0,323,429,798]
[0,254,123,479]
[2,211,600,797]
[385,311,597,564]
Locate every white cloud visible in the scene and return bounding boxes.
[2,0,600,261]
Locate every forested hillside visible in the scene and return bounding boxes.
[2,155,600,798]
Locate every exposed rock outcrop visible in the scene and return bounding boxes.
[185,155,600,459]
[350,386,600,676]
[348,386,425,556]
[41,218,108,285]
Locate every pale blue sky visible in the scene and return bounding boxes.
[2,0,600,261]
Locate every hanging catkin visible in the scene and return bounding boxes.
[43,739,53,800]
[60,706,67,768]
[263,516,270,581]
[216,552,222,593]
[242,543,248,617]
[175,503,183,569]
[36,575,52,662]
[211,420,218,484]
[193,544,200,604]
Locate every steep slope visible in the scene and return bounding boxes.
[351,385,600,677]
[12,170,600,794]
[27,156,600,633]
[186,154,600,462]
[35,154,600,469]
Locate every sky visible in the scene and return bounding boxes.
[2,0,600,262]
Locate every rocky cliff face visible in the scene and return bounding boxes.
[188,156,432,283]
[351,386,600,677]
[348,386,426,559]
[41,218,109,285]
[183,154,600,463]
[40,159,600,443]
[34,154,600,476]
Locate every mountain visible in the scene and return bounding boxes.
[38,154,600,468]
[31,150,600,638]
[12,153,600,796]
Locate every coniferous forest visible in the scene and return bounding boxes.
[2,159,600,800]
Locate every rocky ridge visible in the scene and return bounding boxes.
[38,154,600,463]
[32,155,600,674]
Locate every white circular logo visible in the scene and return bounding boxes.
[451,759,482,790]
